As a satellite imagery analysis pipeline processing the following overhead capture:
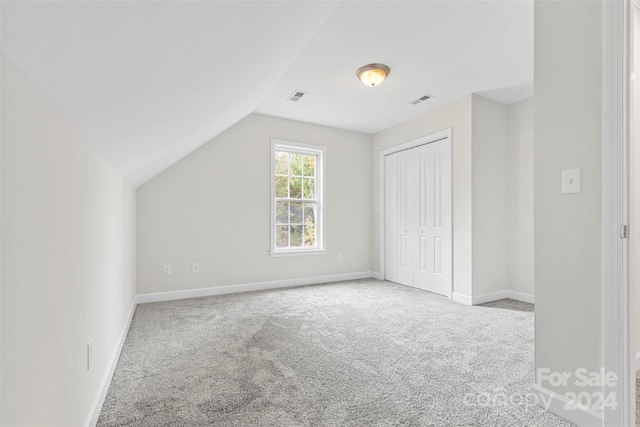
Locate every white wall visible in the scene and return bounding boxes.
[470,95,510,297]
[372,95,473,298]
[1,56,137,426]
[507,98,534,296]
[534,0,602,398]
[136,113,372,295]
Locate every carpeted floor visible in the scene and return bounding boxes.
[637,371,640,425]
[97,279,573,426]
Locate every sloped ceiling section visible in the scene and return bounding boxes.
[1,1,340,186]
[1,1,533,187]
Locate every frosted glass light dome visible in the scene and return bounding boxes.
[356,63,390,87]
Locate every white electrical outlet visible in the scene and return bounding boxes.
[87,340,93,371]
[337,254,343,263]
[192,263,200,274]
[163,265,171,275]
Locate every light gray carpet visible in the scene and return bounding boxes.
[637,371,640,426]
[98,279,573,426]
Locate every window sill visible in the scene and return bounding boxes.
[269,249,327,258]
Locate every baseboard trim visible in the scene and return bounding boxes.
[635,352,640,371]
[84,298,137,427]
[472,290,535,305]
[137,271,379,304]
[451,292,472,305]
[506,290,535,304]
[370,271,382,280]
[472,290,510,305]
[529,384,603,427]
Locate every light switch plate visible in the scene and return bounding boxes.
[562,169,581,194]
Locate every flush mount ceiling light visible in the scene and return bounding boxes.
[356,63,391,87]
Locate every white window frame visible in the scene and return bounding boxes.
[270,139,326,257]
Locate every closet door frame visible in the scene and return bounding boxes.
[379,128,452,298]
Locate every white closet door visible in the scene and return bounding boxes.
[384,135,451,297]
[429,138,452,297]
[413,144,432,291]
[384,153,398,283]
[396,148,415,286]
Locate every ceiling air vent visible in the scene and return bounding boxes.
[287,90,307,102]
[410,94,434,105]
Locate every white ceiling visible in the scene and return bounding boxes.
[1,1,533,187]
[256,1,533,134]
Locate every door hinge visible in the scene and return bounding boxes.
[621,224,628,239]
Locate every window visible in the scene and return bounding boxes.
[271,140,325,256]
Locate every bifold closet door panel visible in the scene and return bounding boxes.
[413,144,432,291]
[396,148,416,287]
[384,153,398,283]
[429,138,452,297]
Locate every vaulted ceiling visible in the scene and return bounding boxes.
[1,1,533,187]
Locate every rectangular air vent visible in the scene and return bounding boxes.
[410,94,434,105]
[287,90,307,102]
